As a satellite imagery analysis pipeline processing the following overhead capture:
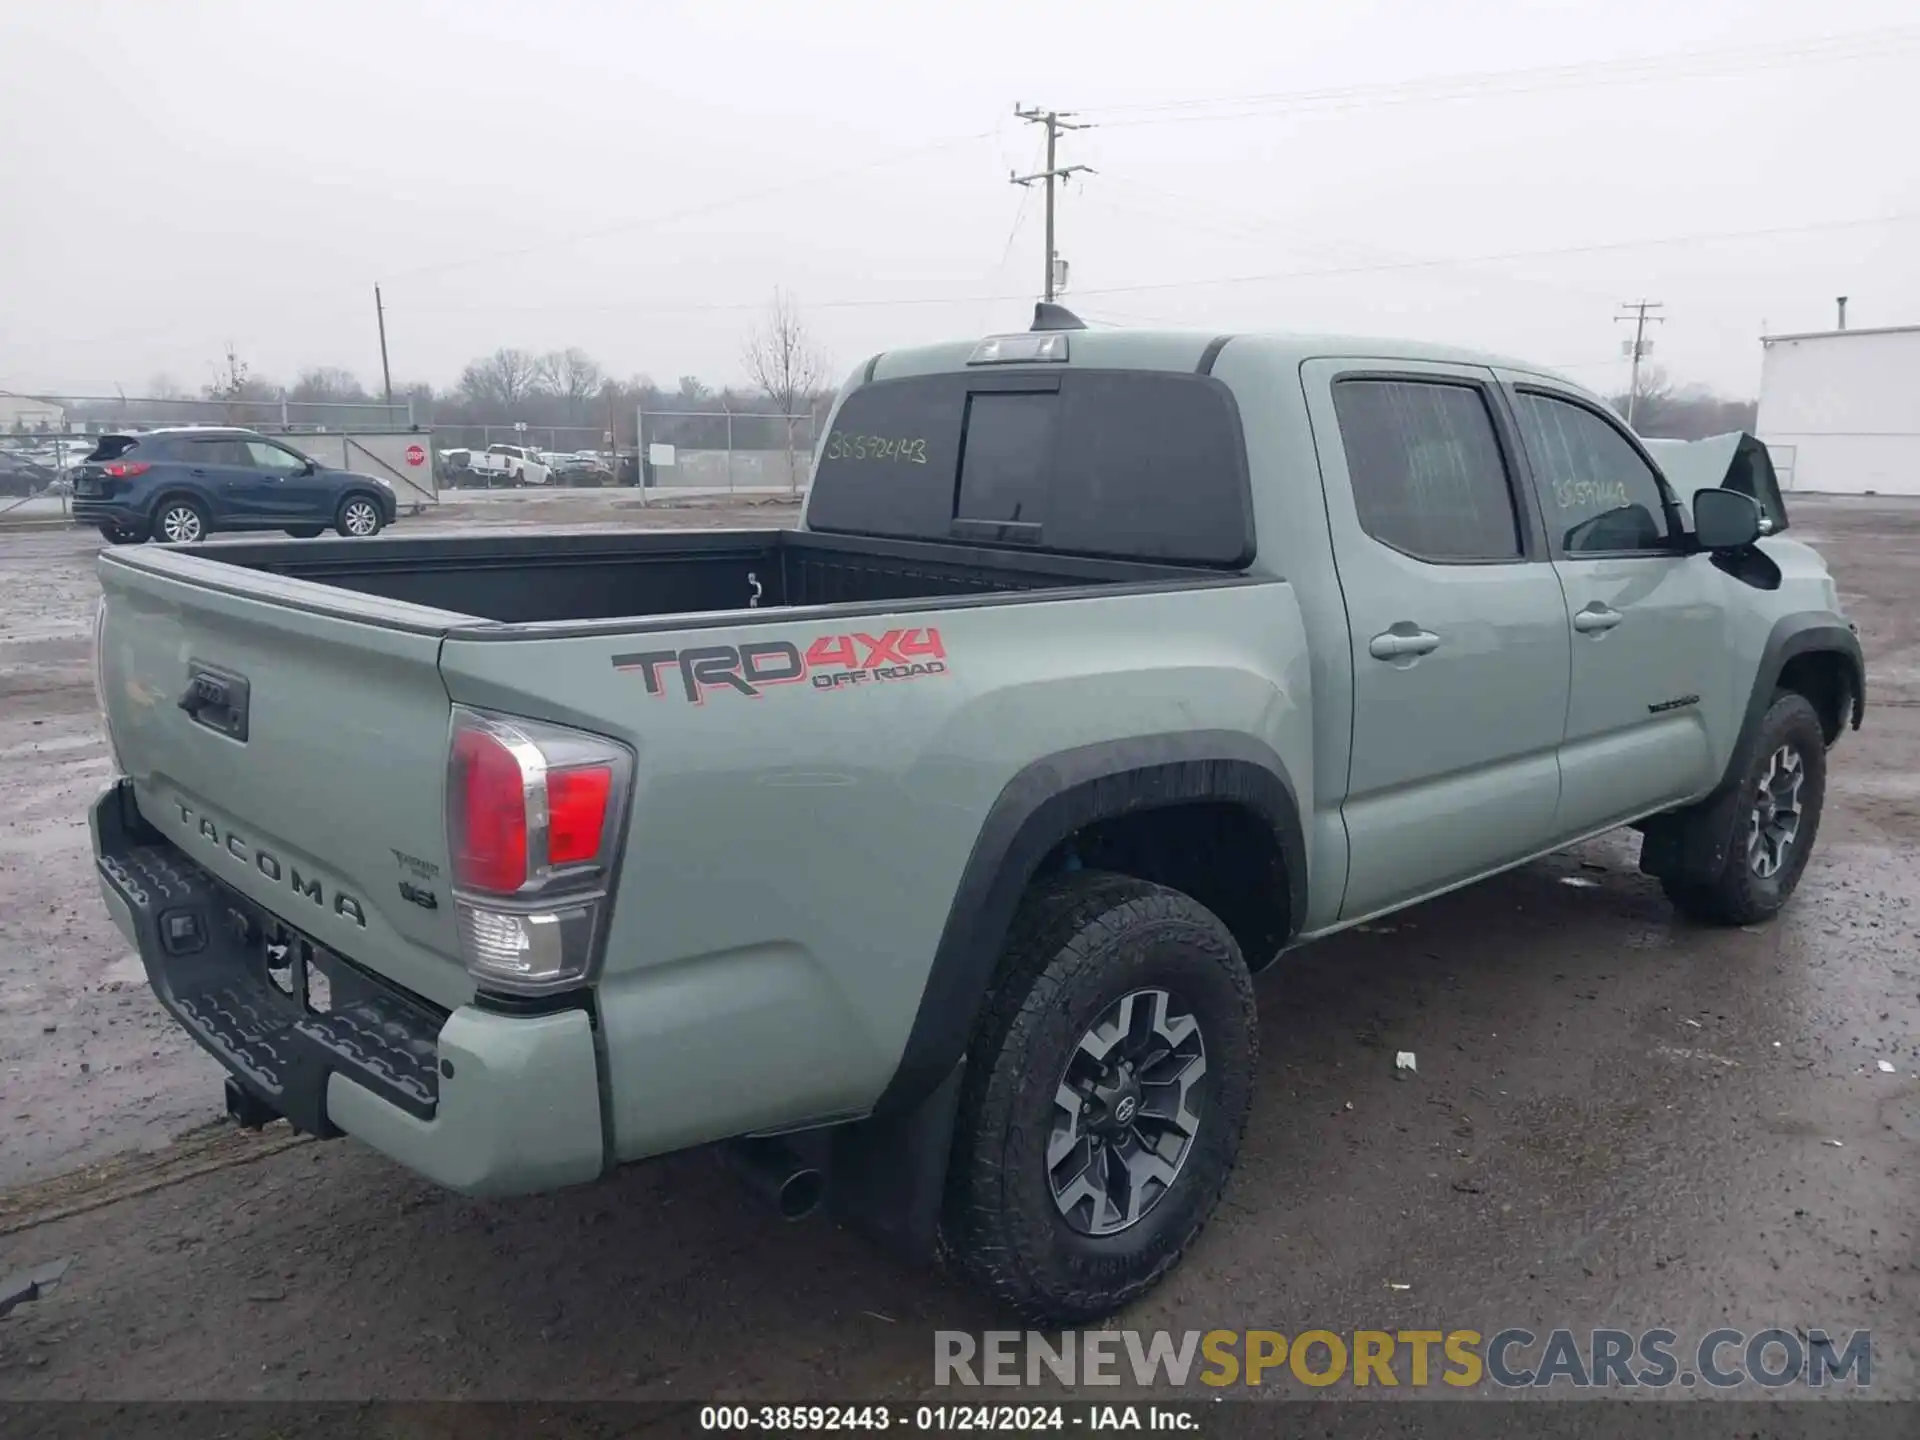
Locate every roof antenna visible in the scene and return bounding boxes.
[1032,302,1087,332]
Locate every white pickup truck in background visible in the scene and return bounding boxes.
[467,444,552,487]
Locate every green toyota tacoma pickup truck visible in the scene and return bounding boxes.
[89,309,1863,1321]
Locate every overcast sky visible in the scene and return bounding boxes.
[3,0,1917,400]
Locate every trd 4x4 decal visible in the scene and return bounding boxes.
[612,627,948,703]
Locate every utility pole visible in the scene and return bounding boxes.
[1011,105,1094,303]
[374,284,394,406]
[1615,299,1664,426]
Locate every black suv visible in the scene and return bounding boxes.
[70,429,397,544]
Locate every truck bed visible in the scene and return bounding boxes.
[176,528,1226,628]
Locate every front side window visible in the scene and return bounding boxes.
[245,440,306,472]
[1514,392,1672,554]
[1331,379,1522,562]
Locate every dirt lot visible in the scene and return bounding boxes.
[0,494,1915,1404]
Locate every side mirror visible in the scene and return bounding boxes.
[1692,487,1763,551]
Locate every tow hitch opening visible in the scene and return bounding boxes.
[224,1076,281,1131]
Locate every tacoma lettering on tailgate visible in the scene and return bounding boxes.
[176,801,368,928]
[612,627,948,703]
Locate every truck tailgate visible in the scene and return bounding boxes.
[96,552,472,1011]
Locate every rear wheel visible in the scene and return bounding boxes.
[335,495,384,538]
[97,524,145,545]
[944,871,1257,1323]
[1662,691,1826,925]
[153,497,208,544]
[284,525,324,539]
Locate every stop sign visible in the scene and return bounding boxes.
[405,443,426,467]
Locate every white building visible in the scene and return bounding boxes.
[0,392,66,432]
[1756,322,1920,497]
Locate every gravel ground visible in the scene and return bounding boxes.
[0,493,1913,1404]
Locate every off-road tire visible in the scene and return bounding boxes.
[943,870,1258,1323]
[1662,691,1826,926]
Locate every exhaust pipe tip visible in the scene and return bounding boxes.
[722,1136,827,1221]
[776,1166,826,1221]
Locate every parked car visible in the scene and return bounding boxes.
[436,448,484,489]
[551,454,614,485]
[468,443,551,487]
[89,310,1862,1322]
[0,455,58,496]
[70,428,397,543]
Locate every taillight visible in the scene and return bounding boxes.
[104,461,149,478]
[446,707,632,994]
[546,766,613,865]
[451,726,530,892]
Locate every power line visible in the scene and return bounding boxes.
[1084,177,1620,305]
[1072,27,1920,128]
[1056,210,1920,302]
[337,209,1920,321]
[982,134,1045,330]
[1010,105,1095,303]
[381,128,1002,284]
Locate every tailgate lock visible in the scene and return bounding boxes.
[179,664,250,742]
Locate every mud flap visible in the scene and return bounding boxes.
[826,1059,965,1265]
[1639,782,1747,885]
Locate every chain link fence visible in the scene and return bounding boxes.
[637,409,816,492]
[0,430,87,513]
[15,393,415,434]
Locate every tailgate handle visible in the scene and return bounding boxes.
[179,665,250,742]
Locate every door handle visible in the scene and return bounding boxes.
[1368,627,1441,660]
[1572,604,1623,634]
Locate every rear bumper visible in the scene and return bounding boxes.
[71,499,144,529]
[90,780,606,1196]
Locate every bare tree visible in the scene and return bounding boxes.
[458,348,545,410]
[203,345,281,425]
[1607,364,1757,440]
[742,289,828,490]
[540,348,604,422]
[289,366,369,404]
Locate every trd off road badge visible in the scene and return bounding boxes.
[612,627,948,703]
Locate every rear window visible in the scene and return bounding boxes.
[807,369,1254,567]
[85,436,141,463]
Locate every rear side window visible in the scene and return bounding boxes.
[187,437,250,466]
[808,369,1253,567]
[1331,379,1522,562]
